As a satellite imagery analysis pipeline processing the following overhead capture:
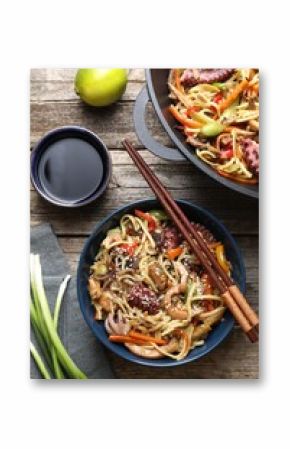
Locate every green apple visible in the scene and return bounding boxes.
[74,68,128,107]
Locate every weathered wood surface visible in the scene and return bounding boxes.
[30,69,259,379]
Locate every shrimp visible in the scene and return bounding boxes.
[99,291,114,313]
[163,262,188,320]
[88,277,113,312]
[192,308,225,340]
[125,338,179,359]
[88,277,101,301]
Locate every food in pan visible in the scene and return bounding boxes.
[168,69,259,184]
[88,209,231,360]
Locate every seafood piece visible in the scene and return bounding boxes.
[105,310,130,336]
[241,138,259,175]
[128,283,161,314]
[192,307,225,340]
[181,69,235,87]
[88,277,101,301]
[99,291,114,313]
[158,225,182,251]
[163,262,188,320]
[125,338,178,359]
[148,262,167,291]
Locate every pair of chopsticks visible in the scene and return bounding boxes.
[122,139,259,342]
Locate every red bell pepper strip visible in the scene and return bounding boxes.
[120,242,138,256]
[220,148,233,159]
[213,93,223,103]
[135,209,157,232]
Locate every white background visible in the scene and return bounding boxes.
[0,1,289,447]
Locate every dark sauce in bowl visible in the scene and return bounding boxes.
[38,138,103,203]
[31,127,111,207]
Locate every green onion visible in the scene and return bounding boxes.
[30,301,53,372]
[212,82,226,90]
[30,342,51,379]
[148,209,168,221]
[51,275,71,379]
[30,254,87,379]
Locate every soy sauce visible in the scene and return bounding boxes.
[38,137,104,203]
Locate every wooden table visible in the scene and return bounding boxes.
[30,69,259,379]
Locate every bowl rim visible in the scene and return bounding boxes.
[77,198,246,367]
[30,125,112,208]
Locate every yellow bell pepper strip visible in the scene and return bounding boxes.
[215,244,230,272]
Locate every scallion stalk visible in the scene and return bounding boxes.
[51,275,71,379]
[30,254,87,379]
[30,342,51,379]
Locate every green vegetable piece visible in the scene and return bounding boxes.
[212,82,226,90]
[30,254,87,379]
[201,121,224,137]
[107,227,121,235]
[94,263,108,276]
[30,342,51,380]
[185,280,193,300]
[148,209,168,221]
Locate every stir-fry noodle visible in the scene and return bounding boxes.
[168,69,259,184]
[88,209,232,360]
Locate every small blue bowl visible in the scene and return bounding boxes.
[31,126,111,207]
[77,199,246,367]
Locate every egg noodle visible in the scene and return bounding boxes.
[88,210,230,360]
[168,69,259,184]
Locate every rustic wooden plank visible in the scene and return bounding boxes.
[29,156,258,191]
[30,68,259,379]
[30,68,145,82]
[31,170,258,235]
[30,100,173,148]
[30,80,144,102]
[31,206,258,237]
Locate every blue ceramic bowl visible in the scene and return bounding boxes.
[77,199,246,367]
[31,126,111,207]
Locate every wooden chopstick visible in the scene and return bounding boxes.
[122,139,259,342]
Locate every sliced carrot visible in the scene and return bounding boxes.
[186,105,201,117]
[128,331,167,346]
[217,169,258,184]
[168,105,202,129]
[167,246,183,260]
[109,335,145,345]
[250,83,259,94]
[219,79,248,113]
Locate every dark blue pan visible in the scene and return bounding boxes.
[133,69,258,199]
